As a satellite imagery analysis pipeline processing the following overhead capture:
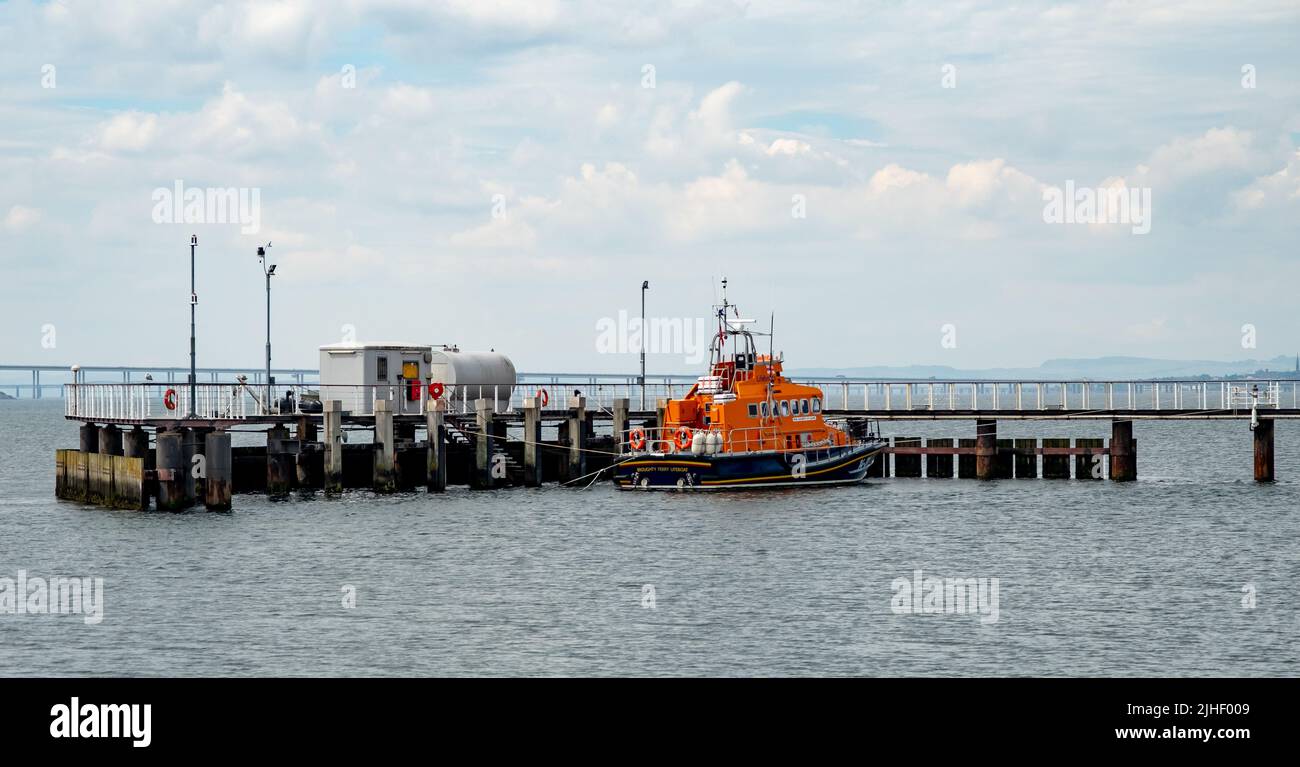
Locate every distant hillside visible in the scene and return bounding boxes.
[791,355,1300,380]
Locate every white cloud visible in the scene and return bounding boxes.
[96,112,158,152]
[3,205,42,232]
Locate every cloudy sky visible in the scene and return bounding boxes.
[1,0,1298,375]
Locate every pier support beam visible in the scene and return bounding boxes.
[204,431,232,511]
[1254,418,1275,483]
[183,428,207,502]
[1015,439,1037,479]
[568,396,587,483]
[98,424,123,456]
[473,399,495,489]
[266,425,294,498]
[894,437,922,477]
[926,438,953,478]
[1042,439,1070,479]
[957,439,976,478]
[294,416,315,488]
[975,419,997,480]
[521,397,542,487]
[1076,438,1105,480]
[155,430,187,511]
[612,398,629,454]
[1110,420,1136,482]
[123,427,149,462]
[655,399,667,452]
[79,423,97,453]
[295,415,317,444]
[323,401,343,494]
[425,399,446,492]
[373,399,396,493]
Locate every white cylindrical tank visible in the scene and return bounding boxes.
[429,347,516,410]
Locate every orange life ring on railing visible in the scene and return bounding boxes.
[163,388,178,411]
[429,382,445,400]
[674,426,693,451]
[629,428,647,451]
[537,388,549,407]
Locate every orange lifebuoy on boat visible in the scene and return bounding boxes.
[674,426,693,451]
[428,382,445,400]
[537,388,549,407]
[629,428,647,451]
[163,388,178,411]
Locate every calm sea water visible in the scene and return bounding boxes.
[1,399,1296,677]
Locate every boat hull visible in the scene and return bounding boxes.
[613,441,884,491]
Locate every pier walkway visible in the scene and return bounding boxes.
[45,377,1292,510]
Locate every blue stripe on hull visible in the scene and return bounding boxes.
[614,442,883,490]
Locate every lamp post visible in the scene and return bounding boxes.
[258,244,276,413]
[187,234,198,418]
[640,280,649,411]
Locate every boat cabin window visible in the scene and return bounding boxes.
[747,403,759,418]
[801,399,810,415]
[812,398,822,413]
[780,401,790,417]
[377,356,388,381]
[761,401,769,418]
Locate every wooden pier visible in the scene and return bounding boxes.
[50,377,1293,510]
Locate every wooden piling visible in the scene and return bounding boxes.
[1042,438,1070,479]
[1110,420,1136,482]
[1076,438,1105,480]
[612,397,629,455]
[155,430,187,511]
[295,415,317,444]
[1254,418,1274,483]
[373,399,396,493]
[204,431,232,510]
[521,396,542,487]
[926,438,954,478]
[55,449,68,500]
[266,425,294,497]
[568,396,587,482]
[425,398,447,492]
[1014,438,1037,479]
[894,437,922,477]
[60,450,88,502]
[324,400,344,494]
[975,419,997,480]
[86,452,107,505]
